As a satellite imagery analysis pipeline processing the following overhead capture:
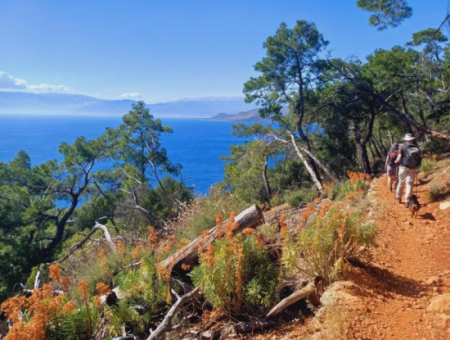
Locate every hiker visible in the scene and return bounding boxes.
[385,143,399,192]
[395,133,422,206]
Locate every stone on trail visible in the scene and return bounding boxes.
[427,294,450,314]
[439,201,450,211]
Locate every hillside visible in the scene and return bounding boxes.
[0,92,255,117]
[209,107,289,122]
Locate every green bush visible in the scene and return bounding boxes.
[180,184,248,240]
[327,172,370,201]
[282,207,376,282]
[191,235,279,314]
[427,182,449,202]
[420,158,437,177]
[287,188,317,207]
[422,136,450,155]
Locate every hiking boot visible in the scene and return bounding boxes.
[395,198,401,204]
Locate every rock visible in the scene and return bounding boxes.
[432,313,450,330]
[427,294,450,314]
[440,201,450,211]
[426,276,441,285]
[320,281,365,312]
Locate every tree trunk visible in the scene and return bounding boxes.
[352,122,372,174]
[370,138,382,159]
[296,121,322,184]
[262,156,272,203]
[286,132,324,195]
[158,205,264,275]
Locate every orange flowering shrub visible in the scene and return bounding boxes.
[49,263,62,282]
[0,283,97,340]
[117,239,125,255]
[95,282,110,295]
[282,203,376,281]
[78,280,90,301]
[191,213,279,314]
[326,171,371,201]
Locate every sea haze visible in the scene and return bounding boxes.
[0,115,250,194]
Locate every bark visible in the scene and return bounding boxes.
[370,138,382,159]
[388,129,394,144]
[266,284,320,317]
[353,122,372,174]
[286,132,324,194]
[158,205,264,274]
[262,156,272,203]
[147,288,202,340]
[294,66,322,185]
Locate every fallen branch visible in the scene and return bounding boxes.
[266,283,320,318]
[147,288,202,340]
[159,204,264,274]
[47,223,116,265]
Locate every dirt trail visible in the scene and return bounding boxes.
[348,172,450,340]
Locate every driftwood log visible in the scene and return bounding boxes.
[159,204,264,274]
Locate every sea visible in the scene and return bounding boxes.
[0,115,251,195]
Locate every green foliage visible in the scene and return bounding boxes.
[427,182,449,202]
[287,188,317,207]
[46,301,101,340]
[422,137,450,155]
[420,157,437,177]
[283,207,376,281]
[327,174,371,201]
[191,235,279,314]
[356,0,412,30]
[180,185,248,240]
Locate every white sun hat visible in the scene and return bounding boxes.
[403,133,415,141]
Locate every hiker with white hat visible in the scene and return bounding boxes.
[395,133,422,206]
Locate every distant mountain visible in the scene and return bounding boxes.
[0,92,255,118]
[209,107,289,122]
[0,92,103,114]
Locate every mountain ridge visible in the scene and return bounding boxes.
[0,91,256,118]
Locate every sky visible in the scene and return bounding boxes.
[0,0,448,103]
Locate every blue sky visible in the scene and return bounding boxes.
[0,0,448,102]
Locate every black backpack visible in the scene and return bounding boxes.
[402,144,422,169]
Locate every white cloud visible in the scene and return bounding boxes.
[28,84,75,93]
[121,92,142,100]
[0,71,75,93]
[0,72,27,89]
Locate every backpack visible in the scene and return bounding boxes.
[402,144,422,169]
[388,150,399,168]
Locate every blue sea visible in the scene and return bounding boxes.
[0,115,250,194]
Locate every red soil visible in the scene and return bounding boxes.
[347,171,450,339]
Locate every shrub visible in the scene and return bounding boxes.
[427,182,449,202]
[191,219,279,314]
[422,136,450,155]
[326,172,371,201]
[180,184,248,240]
[287,188,317,207]
[282,204,376,282]
[420,156,437,178]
